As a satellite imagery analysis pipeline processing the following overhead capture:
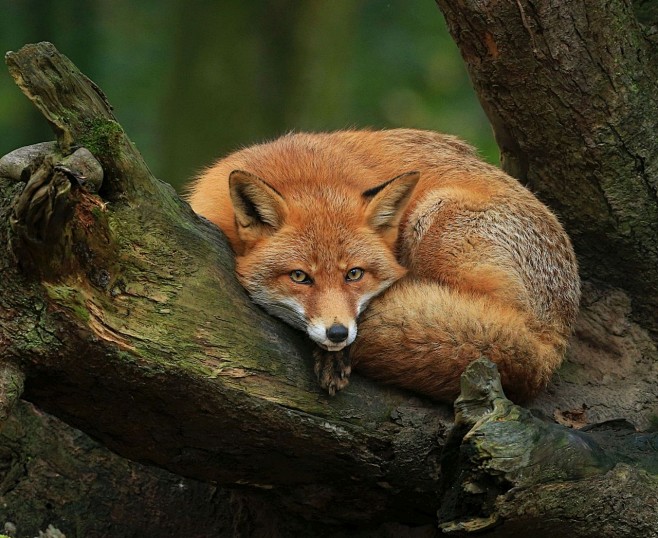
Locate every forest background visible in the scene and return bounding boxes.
[0,0,497,191]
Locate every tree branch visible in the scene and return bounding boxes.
[437,360,658,535]
[1,42,451,523]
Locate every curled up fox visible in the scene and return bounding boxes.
[188,129,580,402]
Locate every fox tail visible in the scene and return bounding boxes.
[350,279,568,402]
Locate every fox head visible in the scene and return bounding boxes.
[228,169,419,351]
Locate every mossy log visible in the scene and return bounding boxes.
[0,42,657,535]
[0,42,451,525]
[438,360,658,536]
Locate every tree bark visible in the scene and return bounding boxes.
[1,400,235,538]
[437,361,658,536]
[436,0,658,332]
[1,40,657,536]
[1,400,441,538]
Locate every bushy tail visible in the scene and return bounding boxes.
[351,279,568,402]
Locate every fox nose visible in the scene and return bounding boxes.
[326,323,349,343]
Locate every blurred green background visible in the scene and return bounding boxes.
[0,0,496,191]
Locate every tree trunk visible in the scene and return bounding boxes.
[436,0,658,329]
[0,39,656,536]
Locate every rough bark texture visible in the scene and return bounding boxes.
[1,401,439,538]
[436,361,658,536]
[1,401,235,538]
[0,35,657,537]
[436,0,658,329]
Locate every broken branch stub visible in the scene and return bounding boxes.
[7,147,114,282]
[5,42,155,199]
[438,358,658,535]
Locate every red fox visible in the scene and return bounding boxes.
[188,129,580,402]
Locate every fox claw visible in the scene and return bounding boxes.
[313,346,351,396]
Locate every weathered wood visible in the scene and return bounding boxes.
[0,42,451,524]
[438,360,658,536]
[0,401,233,538]
[5,43,149,199]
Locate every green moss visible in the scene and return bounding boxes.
[91,205,104,219]
[76,118,125,157]
[43,283,90,322]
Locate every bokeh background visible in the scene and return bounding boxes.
[0,0,496,191]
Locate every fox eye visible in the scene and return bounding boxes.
[345,267,365,282]
[290,270,312,284]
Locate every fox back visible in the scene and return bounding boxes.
[188,129,580,401]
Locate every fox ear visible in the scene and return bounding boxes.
[229,170,288,238]
[363,171,419,244]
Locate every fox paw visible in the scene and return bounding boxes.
[313,347,351,396]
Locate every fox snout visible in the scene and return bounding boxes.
[326,324,349,343]
[307,320,357,351]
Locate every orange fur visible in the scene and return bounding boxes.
[187,129,580,402]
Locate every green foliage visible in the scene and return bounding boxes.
[0,0,496,191]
